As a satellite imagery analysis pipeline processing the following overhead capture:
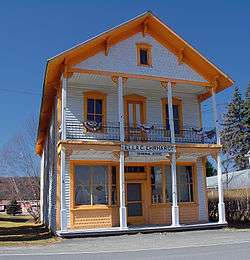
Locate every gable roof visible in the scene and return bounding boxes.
[36,11,234,155]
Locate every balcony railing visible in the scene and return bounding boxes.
[66,122,217,144]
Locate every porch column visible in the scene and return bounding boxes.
[211,87,226,224]
[60,146,67,232]
[118,76,127,229]
[61,75,67,140]
[167,81,180,226]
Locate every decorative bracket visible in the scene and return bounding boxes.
[212,76,220,90]
[177,48,185,65]
[111,76,118,84]
[160,81,176,89]
[160,81,168,88]
[63,67,73,78]
[111,76,128,85]
[104,37,111,56]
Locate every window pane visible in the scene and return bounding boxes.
[173,105,179,119]
[92,166,108,205]
[174,120,180,134]
[93,185,108,204]
[87,114,94,121]
[92,166,108,185]
[165,105,169,116]
[166,120,170,131]
[111,186,117,205]
[127,183,141,202]
[151,167,163,203]
[95,99,102,114]
[128,203,142,216]
[165,105,179,133]
[87,99,94,114]
[74,166,91,205]
[177,166,193,202]
[95,115,103,124]
[165,106,170,130]
[111,167,117,205]
[75,186,91,205]
[112,167,116,185]
[140,49,148,65]
[165,166,172,202]
[165,165,194,203]
[125,166,145,173]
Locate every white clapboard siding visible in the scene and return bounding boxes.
[76,33,205,83]
[66,85,118,122]
[42,136,49,226]
[197,158,208,222]
[42,104,58,233]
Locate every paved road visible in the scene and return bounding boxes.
[0,229,250,259]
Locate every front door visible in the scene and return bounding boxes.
[126,182,144,225]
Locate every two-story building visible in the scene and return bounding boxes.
[37,11,233,236]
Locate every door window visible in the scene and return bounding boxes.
[127,183,143,217]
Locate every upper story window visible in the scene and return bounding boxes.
[162,97,183,134]
[84,91,106,126]
[136,43,152,67]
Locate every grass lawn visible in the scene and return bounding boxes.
[0,213,32,220]
[0,214,35,228]
[0,213,57,244]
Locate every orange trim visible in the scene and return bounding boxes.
[124,94,146,126]
[136,42,152,67]
[83,91,107,127]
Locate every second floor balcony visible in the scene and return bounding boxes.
[66,121,217,145]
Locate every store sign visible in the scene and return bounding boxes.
[121,144,176,156]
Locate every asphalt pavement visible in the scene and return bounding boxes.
[0,229,250,259]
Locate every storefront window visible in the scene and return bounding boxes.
[151,166,163,204]
[111,166,117,205]
[165,165,172,202]
[74,165,108,206]
[165,165,194,203]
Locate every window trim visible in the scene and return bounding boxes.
[161,97,183,134]
[124,94,147,127]
[70,161,118,212]
[83,91,107,127]
[136,43,152,67]
[150,162,197,206]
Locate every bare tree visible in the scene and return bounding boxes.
[0,115,40,221]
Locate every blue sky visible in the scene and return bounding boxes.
[0,1,249,146]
